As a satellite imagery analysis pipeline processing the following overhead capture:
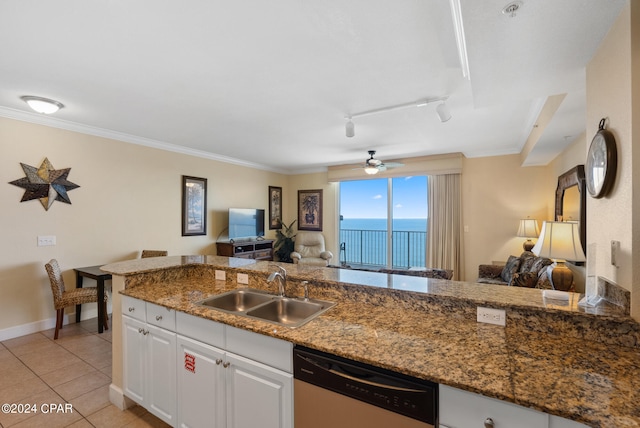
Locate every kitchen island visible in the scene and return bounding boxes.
[102,255,640,428]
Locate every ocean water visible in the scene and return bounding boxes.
[339,218,427,267]
[340,218,427,232]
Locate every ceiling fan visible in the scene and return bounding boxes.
[355,150,404,175]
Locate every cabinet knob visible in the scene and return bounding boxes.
[138,328,144,333]
[142,329,149,335]
[216,359,223,365]
[129,307,135,312]
[156,315,162,321]
[484,418,495,428]
[222,362,230,368]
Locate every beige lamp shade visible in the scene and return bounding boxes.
[531,221,586,262]
[517,218,540,251]
[531,221,585,291]
[517,218,540,238]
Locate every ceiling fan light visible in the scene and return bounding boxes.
[345,119,355,138]
[364,166,379,175]
[21,96,64,114]
[436,102,452,123]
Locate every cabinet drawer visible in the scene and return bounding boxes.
[440,385,548,428]
[121,295,146,322]
[146,302,176,331]
[254,250,272,259]
[226,325,293,373]
[176,311,225,349]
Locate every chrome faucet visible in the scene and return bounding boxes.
[267,265,287,297]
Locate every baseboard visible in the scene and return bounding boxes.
[0,306,106,342]
[0,314,69,341]
[109,384,136,410]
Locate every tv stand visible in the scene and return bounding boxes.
[216,239,274,261]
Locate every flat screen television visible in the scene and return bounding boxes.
[228,208,265,240]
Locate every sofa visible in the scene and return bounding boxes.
[477,251,556,289]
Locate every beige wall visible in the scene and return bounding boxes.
[586,2,639,317]
[461,155,553,281]
[0,117,286,335]
[284,172,339,259]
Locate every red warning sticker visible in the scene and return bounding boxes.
[185,353,196,373]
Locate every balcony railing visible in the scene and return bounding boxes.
[339,229,427,268]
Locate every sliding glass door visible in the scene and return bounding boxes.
[339,176,427,269]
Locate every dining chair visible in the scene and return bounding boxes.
[141,250,168,258]
[45,259,109,339]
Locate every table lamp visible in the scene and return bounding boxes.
[531,221,586,291]
[517,218,540,251]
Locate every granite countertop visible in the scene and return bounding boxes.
[103,256,640,428]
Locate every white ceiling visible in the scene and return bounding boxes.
[0,0,627,173]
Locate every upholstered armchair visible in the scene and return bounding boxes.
[290,231,333,266]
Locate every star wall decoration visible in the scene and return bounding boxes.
[9,158,80,211]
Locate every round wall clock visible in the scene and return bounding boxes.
[586,118,617,198]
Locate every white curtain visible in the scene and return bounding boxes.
[427,173,464,280]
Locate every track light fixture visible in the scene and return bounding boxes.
[21,95,64,114]
[345,118,355,138]
[344,96,451,137]
[436,102,452,122]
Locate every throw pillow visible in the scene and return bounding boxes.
[529,257,553,275]
[535,267,554,290]
[500,255,521,283]
[519,254,536,273]
[510,271,538,288]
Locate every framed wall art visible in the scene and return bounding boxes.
[269,186,282,229]
[182,175,207,236]
[298,189,322,231]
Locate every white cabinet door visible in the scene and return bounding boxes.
[122,315,146,404]
[177,335,226,428]
[146,324,177,426]
[225,352,293,428]
[440,385,548,428]
[549,415,589,428]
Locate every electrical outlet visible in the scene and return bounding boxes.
[215,270,226,281]
[237,273,249,285]
[477,307,506,326]
[37,235,57,247]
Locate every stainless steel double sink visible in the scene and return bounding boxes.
[196,288,336,328]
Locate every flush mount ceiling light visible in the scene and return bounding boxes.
[344,96,450,138]
[20,95,64,114]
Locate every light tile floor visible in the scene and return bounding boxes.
[0,318,170,428]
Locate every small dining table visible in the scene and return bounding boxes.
[74,265,112,333]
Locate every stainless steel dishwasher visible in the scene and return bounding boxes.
[294,346,438,428]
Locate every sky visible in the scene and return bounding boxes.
[339,176,428,219]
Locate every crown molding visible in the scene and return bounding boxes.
[0,106,285,174]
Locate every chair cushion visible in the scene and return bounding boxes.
[500,255,521,283]
[296,257,330,267]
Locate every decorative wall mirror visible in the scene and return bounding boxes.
[555,165,586,254]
